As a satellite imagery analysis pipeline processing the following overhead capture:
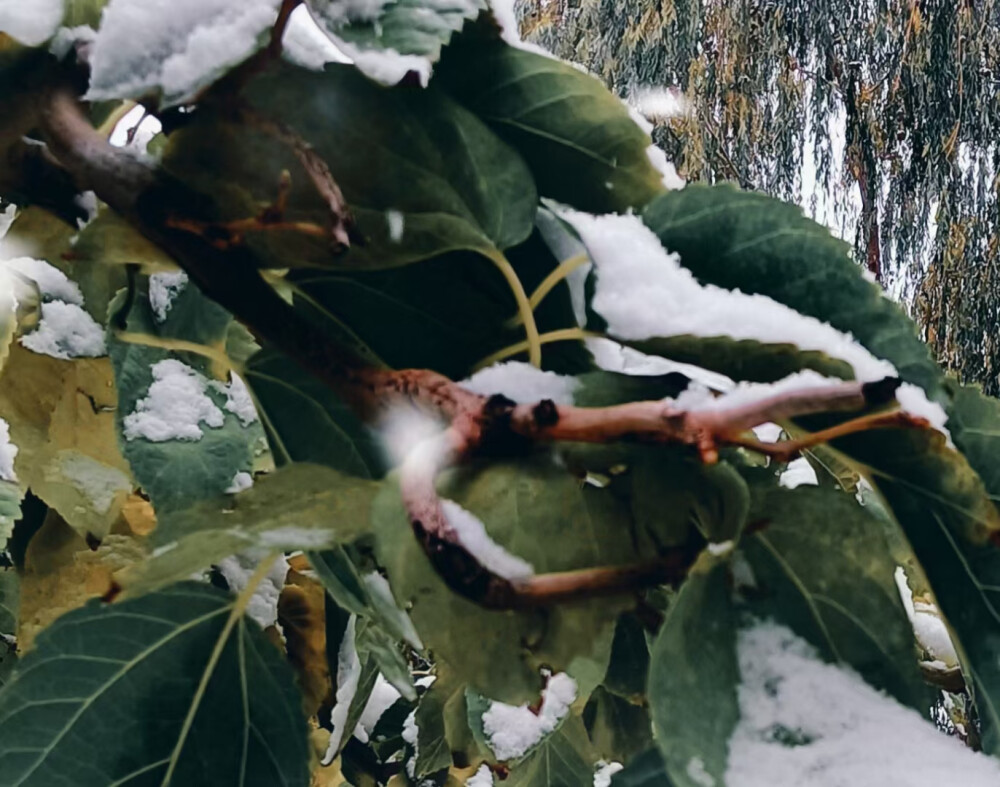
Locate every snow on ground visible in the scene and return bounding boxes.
[726,621,1000,787]
[481,672,577,760]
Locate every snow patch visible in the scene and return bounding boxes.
[216,551,289,630]
[57,453,131,514]
[894,567,959,668]
[462,362,578,404]
[386,209,405,243]
[441,500,534,581]
[725,621,1000,787]
[211,373,259,426]
[148,271,189,322]
[225,471,254,494]
[282,4,351,69]
[778,458,819,489]
[481,672,577,760]
[4,257,83,304]
[123,359,225,442]
[593,761,623,787]
[20,302,106,359]
[353,674,402,743]
[0,0,63,45]
[0,418,18,483]
[594,760,625,787]
[87,0,284,105]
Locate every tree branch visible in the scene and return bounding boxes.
[35,77,932,609]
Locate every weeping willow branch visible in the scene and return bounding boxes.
[36,78,933,609]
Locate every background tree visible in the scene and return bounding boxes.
[523,0,1000,393]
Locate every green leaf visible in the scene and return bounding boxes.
[438,24,664,213]
[583,686,653,764]
[610,748,674,787]
[413,677,455,778]
[947,381,1000,514]
[603,614,650,701]
[740,484,933,710]
[109,281,259,512]
[0,583,310,786]
[373,456,634,703]
[307,0,484,62]
[0,567,17,635]
[647,560,738,787]
[0,478,20,542]
[286,227,589,380]
[356,615,416,701]
[812,421,1000,753]
[245,348,385,477]
[504,716,595,787]
[163,62,538,270]
[641,184,942,396]
[120,463,377,595]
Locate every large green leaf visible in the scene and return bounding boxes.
[740,484,932,710]
[813,421,1000,752]
[286,227,589,380]
[438,23,664,213]
[947,381,1000,513]
[163,62,538,270]
[647,560,738,787]
[583,686,653,765]
[641,184,943,396]
[0,583,309,786]
[373,455,633,703]
[245,348,385,477]
[120,463,376,595]
[307,0,484,63]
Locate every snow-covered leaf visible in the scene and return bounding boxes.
[641,184,943,397]
[163,61,538,270]
[438,25,665,214]
[109,279,259,512]
[307,0,485,83]
[87,0,283,106]
[740,484,934,711]
[503,716,595,787]
[0,0,63,46]
[120,463,377,595]
[647,560,738,787]
[0,583,310,786]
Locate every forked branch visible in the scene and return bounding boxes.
[34,78,934,610]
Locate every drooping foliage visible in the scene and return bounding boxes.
[524,0,1000,394]
[1,2,1000,786]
